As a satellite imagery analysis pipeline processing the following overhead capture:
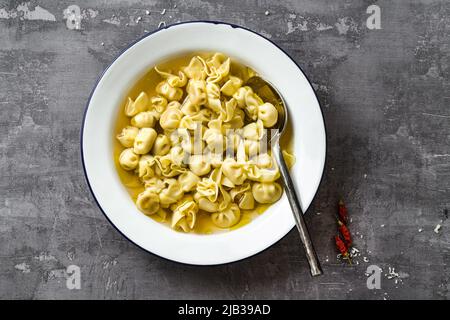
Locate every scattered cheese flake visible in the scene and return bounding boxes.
[101,42,104,46]
[174,4,177,8]
[145,10,150,15]
[363,257,369,263]
[136,16,142,23]
[364,174,367,178]
[265,10,270,16]
[380,224,385,228]
[158,21,166,28]
[161,8,166,15]
[418,228,423,232]
[316,212,321,215]
[434,224,441,234]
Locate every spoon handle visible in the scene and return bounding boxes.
[273,143,323,276]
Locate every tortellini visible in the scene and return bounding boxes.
[119,148,139,171]
[178,171,200,192]
[125,92,148,117]
[171,197,198,232]
[258,102,278,128]
[252,182,283,204]
[116,126,139,148]
[221,76,243,96]
[211,203,241,228]
[230,183,255,210]
[159,178,184,206]
[136,189,160,215]
[156,81,183,101]
[137,155,156,181]
[160,106,183,131]
[131,111,155,128]
[222,158,247,185]
[134,128,157,154]
[189,155,211,176]
[115,52,291,234]
[152,134,171,156]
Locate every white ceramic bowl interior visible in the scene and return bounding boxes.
[82,21,326,265]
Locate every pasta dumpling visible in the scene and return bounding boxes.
[221,76,243,96]
[134,128,157,154]
[205,53,230,83]
[243,119,264,140]
[194,192,219,212]
[116,126,139,148]
[160,106,183,131]
[148,95,168,120]
[156,81,183,101]
[252,182,283,204]
[137,155,156,181]
[178,171,200,192]
[230,183,255,210]
[186,79,207,106]
[119,148,139,171]
[171,197,198,232]
[258,102,278,128]
[182,56,207,80]
[159,178,184,206]
[189,155,211,176]
[144,177,166,194]
[211,203,241,228]
[155,66,187,87]
[136,189,160,215]
[221,158,247,185]
[152,134,171,156]
[125,92,148,117]
[131,111,155,128]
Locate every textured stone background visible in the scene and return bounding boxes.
[0,0,449,299]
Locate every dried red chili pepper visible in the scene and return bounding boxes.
[335,235,352,264]
[338,220,352,246]
[338,200,348,223]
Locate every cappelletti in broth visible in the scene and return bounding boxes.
[114,52,295,234]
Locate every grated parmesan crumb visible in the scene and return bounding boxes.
[265,10,270,16]
[418,228,423,233]
[161,8,166,15]
[145,10,150,15]
[434,224,441,234]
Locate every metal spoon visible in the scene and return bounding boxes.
[246,76,323,277]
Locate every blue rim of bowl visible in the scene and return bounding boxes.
[80,20,328,267]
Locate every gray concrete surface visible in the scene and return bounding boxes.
[0,0,449,299]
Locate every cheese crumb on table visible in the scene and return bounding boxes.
[434,224,441,234]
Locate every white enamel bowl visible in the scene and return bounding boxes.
[81,21,326,265]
